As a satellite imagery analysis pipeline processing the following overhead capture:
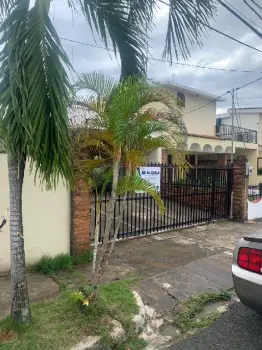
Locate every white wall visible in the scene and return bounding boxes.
[248,199,262,220]
[0,154,70,272]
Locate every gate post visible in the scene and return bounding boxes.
[71,177,91,255]
[232,156,248,222]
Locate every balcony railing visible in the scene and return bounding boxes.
[216,124,257,144]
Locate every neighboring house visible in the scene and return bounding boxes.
[147,83,258,182]
[217,107,261,183]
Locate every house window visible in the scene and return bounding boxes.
[177,92,185,108]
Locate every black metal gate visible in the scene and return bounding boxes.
[91,164,232,242]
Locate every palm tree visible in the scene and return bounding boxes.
[0,0,150,324]
[72,72,188,289]
[1,0,259,325]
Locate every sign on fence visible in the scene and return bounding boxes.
[136,167,161,193]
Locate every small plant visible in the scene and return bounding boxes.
[72,251,93,265]
[34,254,73,275]
[34,251,93,275]
[174,290,231,333]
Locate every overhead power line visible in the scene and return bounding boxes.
[237,96,262,99]
[183,92,230,115]
[158,0,262,53]
[224,0,262,31]
[60,37,262,74]
[236,76,262,91]
[182,75,262,116]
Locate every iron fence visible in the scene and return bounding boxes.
[248,183,262,202]
[91,164,233,243]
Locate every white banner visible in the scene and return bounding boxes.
[136,167,161,193]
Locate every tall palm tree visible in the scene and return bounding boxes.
[0,0,149,324]
[72,72,188,287]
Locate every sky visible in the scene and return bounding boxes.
[51,0,262,115]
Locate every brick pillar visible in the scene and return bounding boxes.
[162,149,168,164]
[217,154,227,166]
[233,156,248,222]
[71,177,91,255]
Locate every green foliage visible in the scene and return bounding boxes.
[34,254,73,275]
[0,0,73,189]
[34,251,93,275]
[0,280,139,350]
[174,290,232,333]
[73,73,188,198]
[72,251,93,265]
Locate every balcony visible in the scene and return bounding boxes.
[216,124,257,144]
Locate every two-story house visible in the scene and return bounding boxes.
[217,107,261,183]
[147,82,258,182]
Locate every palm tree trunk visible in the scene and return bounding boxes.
[107,166,132,261]
[94,150,121,284]
[8,152,31,323]
[92,193,101,283]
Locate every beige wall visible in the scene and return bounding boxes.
[150,88,216,137]
[0,154,70,272]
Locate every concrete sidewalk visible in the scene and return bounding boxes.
[1,220,261,319]
[0,273,59,318]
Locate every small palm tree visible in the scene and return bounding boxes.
[72,72,188,290]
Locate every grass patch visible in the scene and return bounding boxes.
[174,290,231,333]
[0,280,140,350]
[34,251,93,275]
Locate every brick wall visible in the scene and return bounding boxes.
[232,156,248,221]
[71,177,91,254]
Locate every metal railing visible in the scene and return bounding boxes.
[216,124,257,144]
[248,184,262,202]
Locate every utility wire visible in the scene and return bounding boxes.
[224,0,262,30]
[60,37,262,74]
[236,76,262,91]
[237,96,262,99]
[183,92,229,115]
[158,0,262,53]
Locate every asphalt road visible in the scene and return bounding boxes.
[170,302,262,350]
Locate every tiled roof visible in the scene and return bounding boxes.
[188,133,221,140]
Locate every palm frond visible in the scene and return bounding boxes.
[75,72,116,100]
[0,0,30,157]
[25,0,74,188]
[217,0,262,39]
[116,175,165,214]
[0,0,16,16]
[0,0,74,188]
[164,0,216,61]
[79,0,147,79]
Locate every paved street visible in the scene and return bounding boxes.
[171,302,262,350]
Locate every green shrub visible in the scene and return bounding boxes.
[34,251,93,275]
[34,254,73,275]
[72,250,93,265]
